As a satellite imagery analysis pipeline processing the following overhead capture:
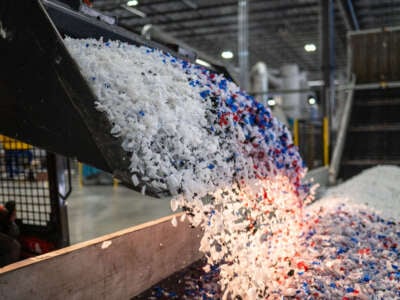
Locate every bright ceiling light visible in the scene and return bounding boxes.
[195,58,211,68]
[221,51,234,59]
[308,96,317,105]
[127,0,138,6]
[267,98,276,106]
[304,43,316,52]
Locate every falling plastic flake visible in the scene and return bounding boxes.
[64,37,305,198]
[66,37,400,299]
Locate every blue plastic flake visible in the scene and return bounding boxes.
[200,90,211,99]
[302,282,310,294]
[298,271,304,275]
[91,77,96,81]
[218,79,227,91]
[207,164,215,170]
[362,274,370,282]
[350,237,358,243]
[105,41,110,47]
[305,228,316,240]
[85,43,89,48]
[226,97,235,106]
[138,110,145,117]
[330,282,337,288]
[337,247,348,255]
[181,61,188,68]
[154,286,163,297]
[231,104,238,113]
[346,287,354,293]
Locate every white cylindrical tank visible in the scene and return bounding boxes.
[281,64,301,120]
[250,62,268,103]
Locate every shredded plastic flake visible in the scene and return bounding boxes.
[66,37,400,299]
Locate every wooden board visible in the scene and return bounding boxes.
[0,213,203,299]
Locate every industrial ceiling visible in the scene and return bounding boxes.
[91,0,400,80]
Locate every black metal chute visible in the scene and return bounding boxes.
[0,0,178,197]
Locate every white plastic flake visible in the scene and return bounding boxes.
[65,37,400,299]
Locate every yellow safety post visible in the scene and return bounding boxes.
[113,178,119,188]
[293,119,299,147]
[78,162,83,188]
[323,117,329,166]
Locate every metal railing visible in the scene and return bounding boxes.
[329,76,356,184]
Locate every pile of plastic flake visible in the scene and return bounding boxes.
[65,37,400,299]
[64,37,306,198]
[317,165,400,220]
[138,201,400,299]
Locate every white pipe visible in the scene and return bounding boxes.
[250,62,268,102]
[281,64,301,119]
[238,0,249,90]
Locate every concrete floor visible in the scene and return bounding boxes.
[67,183,172,244]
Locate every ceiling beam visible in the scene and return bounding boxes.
[168,15,346,39]
[93,0,187,11]
[161,11,320,34]
[122,2,318,26]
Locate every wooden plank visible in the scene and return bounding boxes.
[0,213,203,299]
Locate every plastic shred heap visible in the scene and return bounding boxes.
[66,38,400,299]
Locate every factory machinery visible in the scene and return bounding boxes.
[330,27,400,183]
[0,0,399,298]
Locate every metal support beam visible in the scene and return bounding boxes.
[320,0,335,167]
[337,0,352,31]
[347,0,359,30]
[47,153,70,248]
[320,0,335,118]
[238,0,249,90]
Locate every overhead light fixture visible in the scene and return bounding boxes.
[122,4,146,18]
[267,98,276,106]
[304,43,316,52]
[308,96,317,105]
[195,58,211,68]
[221,51,234,59]
[127,0,138,6]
